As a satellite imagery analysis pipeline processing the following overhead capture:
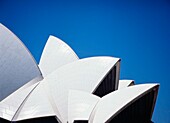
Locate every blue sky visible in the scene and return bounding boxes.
[0,0,170,122]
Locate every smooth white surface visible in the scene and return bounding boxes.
[118,80,134,89]
[0,23,42,101]
[0,77,42,121]
[39,35,79,77]
[46,56,120,123]
[13,80,62,122]
[89,84,158,123]
[68,90,100,123]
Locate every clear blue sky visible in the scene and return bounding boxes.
[0,0,170,122]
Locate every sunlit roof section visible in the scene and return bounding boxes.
[39,35,79,77]
[68,90,100,123]
[12,79,62,122]
[45,56,120,122]
[0,79,40,121]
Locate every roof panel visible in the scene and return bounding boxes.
[13,80,62,122]
[39,35,79,77]
[0,24,42,101]
[89,84,159,123]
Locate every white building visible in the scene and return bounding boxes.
[0,23,159,123]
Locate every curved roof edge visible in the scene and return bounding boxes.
[86,57,120,93]
[0,23,42,101]
[39,35,79,77]
[89,84,159,123]
[0,23,42,76]
[92,58,120,97]
[12,80,62,122]
[49,35,79,59]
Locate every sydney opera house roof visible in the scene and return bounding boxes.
[0,23,159,123]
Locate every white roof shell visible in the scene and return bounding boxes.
[39,35,79,77]
[0,24,42,101]
[89,84,159,123]
[45,56,120,122]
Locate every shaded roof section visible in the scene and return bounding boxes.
[89,84,159,123]
[68,90,100,123]
[39,35,79,77]
[45,56,120,123]
[118,80,135,89]
[0,24,42,101]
